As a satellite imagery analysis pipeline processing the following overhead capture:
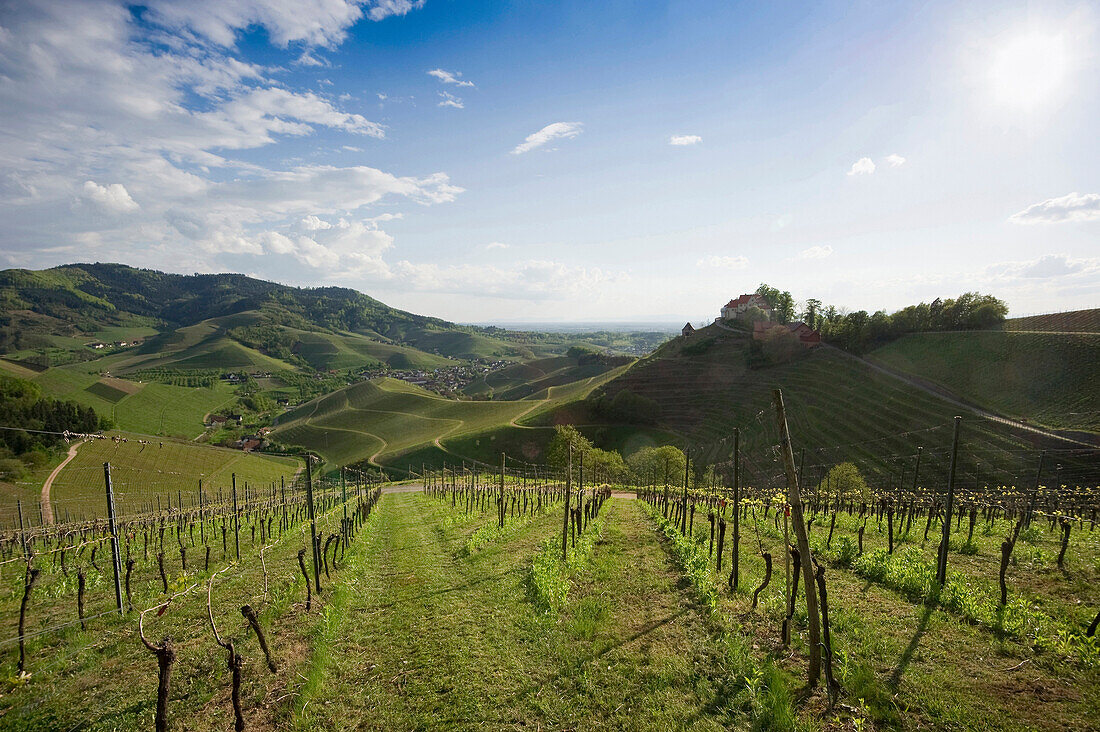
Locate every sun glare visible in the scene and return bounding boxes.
[989,31,1069,109]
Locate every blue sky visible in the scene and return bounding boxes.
[0,0,1096,323]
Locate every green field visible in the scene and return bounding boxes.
[0,360,237,438]
[868,331,1100,432]
[0,431,301,523]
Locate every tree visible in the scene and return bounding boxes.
[816,462,869,502]
[802,298,822,330]
[627,445,686,485]
[760,325,801,364]
[756,283,796,323]
[545,425,593,468]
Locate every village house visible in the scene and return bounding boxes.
[720,293,772,320]
[681,322,695,336]
[753,321,822,348]
[236,436,263,451]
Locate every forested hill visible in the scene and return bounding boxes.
[0,263,448,339]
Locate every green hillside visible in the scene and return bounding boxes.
[581,324,1088,484]
[0,263,586,366]
[0,432,301,521]
[270,355,631,470]
[0,359,236,438]
[867,331,1100,433]
[1002,308,1100,333]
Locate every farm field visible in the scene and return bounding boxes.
[867,331,1100,433]
[0,359,237,438]
[3,473,1097,732]
[0,432,301,524]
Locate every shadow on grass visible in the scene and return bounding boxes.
[889,601,934,688]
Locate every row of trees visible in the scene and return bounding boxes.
[0,375,106,479]
[752,285,1008,355]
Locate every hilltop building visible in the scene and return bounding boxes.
[682,322,695,336]
[721,293,772,320]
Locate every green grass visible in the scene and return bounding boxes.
[868,331,1100,432]
[21,363,237,437]
[289,492,764,730]
[0,432,301,522]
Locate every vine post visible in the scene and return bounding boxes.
[773,388,820,687]
[936,416,961,586]
[305,455,321,593]
[103,462,125,615]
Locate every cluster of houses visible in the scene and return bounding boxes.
[221,371,273,384]
[86,339,143,350]
[358,359,512,396]
[680,292,822,348]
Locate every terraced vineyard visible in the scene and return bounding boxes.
[868,330,1100,432]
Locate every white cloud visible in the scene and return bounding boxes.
[986,253,1099,280]
[393,259,625,299]
[669,135,702,146]
[81,181,140,213]
[367,0,426,22]
[1009,192,1100,224]
[427,69,475,87]
[885,153,906,167]
[437,91,464,109]
[295,50,329,67]
[798,245,833,260]
[696,255,748,270]
[847,157,875,176]
[485,242,509,250]
[221,87,385,138]
[511,122,583,154]
[143,0,422,48]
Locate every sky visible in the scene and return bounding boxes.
[0,0,1097,324]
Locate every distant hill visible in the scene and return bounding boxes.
[0,263,540,364]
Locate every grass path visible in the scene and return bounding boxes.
[38,439,83,525]
[290,494,736,730]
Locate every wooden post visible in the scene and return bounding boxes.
[499,452,506,529]
[681,451,689,535]
[773,389,820,686]
[341,467,349,547]
[936,416,961,585]
[562,445,572,560]
[731,427,740,590]
[1024,451,1046,528]
[16,499,28,562]
[304,457,321,593]
[103,463,125,616]
[231,474,240,562]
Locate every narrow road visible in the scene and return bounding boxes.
[40,440,83,525]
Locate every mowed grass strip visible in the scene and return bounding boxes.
[289,494,740,730]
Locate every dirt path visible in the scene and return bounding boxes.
[39,440,83,525]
